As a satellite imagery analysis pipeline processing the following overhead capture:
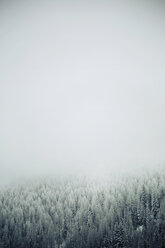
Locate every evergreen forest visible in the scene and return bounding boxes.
[0,169,165,248]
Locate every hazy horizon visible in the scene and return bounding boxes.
[1,0,165,184]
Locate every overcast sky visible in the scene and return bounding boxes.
[0,0,165,182]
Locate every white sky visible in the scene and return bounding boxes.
[0,0,165,182]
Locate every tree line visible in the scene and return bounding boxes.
[0,170,165,247]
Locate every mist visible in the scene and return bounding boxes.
[1,0,165,184]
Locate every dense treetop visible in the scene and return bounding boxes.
[0,169,165,248]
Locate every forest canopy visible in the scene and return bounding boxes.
[0,169,165,248]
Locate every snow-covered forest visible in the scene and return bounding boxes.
[1,169,165,248]
[1,1,165,247]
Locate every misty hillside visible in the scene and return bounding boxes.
[0,170,165,248]
[1,0,165,247]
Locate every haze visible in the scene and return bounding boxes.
[1,0,165,184]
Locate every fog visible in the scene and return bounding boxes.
[0,0,165,184]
